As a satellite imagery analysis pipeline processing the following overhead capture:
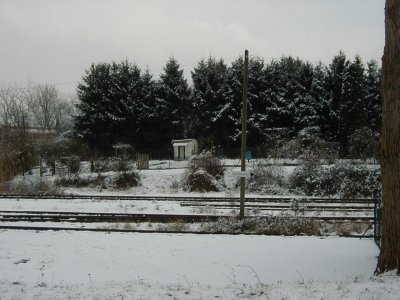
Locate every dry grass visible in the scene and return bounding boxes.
[0,151,19,185]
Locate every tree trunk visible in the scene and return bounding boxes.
[376,0,400,274]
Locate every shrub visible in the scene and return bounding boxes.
[115,171,140,189]
[39,136,90,160]
[187,169,219,192]
[184,150,225,192]
[199,214,321,236]
[247,161,287,195]
[289,151,323,195]
[67,155,81,174]
[348,127,379,160]
[289,160,381,198]
[320,162,381,198]
[278,127,338,160]
[92,157,134,173]
[55,175,102,188]
[5,176,57,195]
[191,150,224,178]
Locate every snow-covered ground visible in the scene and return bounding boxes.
[1,230,399,299]
[1,158,396,299]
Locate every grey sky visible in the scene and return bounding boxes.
[0,0,384,94]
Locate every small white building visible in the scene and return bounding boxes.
[172,139,198,160]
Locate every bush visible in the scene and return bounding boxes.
[199,215,321,236]
[289,160,381,198]
[5,176,57,195]
[184,150,225,192]
[278,128,338,160]
[67,155,81,174]
[187,169,219,192]
[92,157,134,173]
[348,127,379,160]
[246,161,287,195]
[320,162,381,198]
[115,171,140,189]
[55,175,102,188]
[288,151,323,195]
[39,135,90,160]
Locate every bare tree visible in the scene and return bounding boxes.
[0,84,31,137]
[54,93,76,134]
[26,83,61,134]
[0,85,12,139]
[376,0,400,274]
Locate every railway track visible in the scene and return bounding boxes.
[0,211,374,223]
[0,224,375,239]
[181,202,374,211]
[0,210,376,239]
[0,211,222,223]
[0,194,376,220]
[0,193,378,204]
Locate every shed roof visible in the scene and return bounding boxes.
[173,142,189,147]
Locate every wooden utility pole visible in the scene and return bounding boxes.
[239,50,249,219]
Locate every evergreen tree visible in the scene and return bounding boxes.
[365,59,382,132]
[191,56,229,147]
[75,62,114,152]
[313,62,330,135]
[263,59,287,129]
[326,51,349,156]
[156,57,191,143]
[292,61,320,131]
[223,56,269,148]
[247,57,267,146]
[340,55,367,156]
[224,56,245,146]
[75,60,143,153]
[137,68,159,148]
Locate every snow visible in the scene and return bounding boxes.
[1,230,399,299]
[1,158,397,298]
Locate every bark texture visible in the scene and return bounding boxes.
[376,0,400,274]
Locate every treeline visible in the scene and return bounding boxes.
[75,51,381,157]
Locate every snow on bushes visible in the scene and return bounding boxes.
[183,150,225,192]
[246,161,288,195]
[289,159,381,198]
[115,171,139,189]
[5,176,57,195]
[199,214,321,235]
[55,156,140,190]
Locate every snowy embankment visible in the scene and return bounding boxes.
[1,230,399,299]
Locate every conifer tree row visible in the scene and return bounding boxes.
[74,52,381,157]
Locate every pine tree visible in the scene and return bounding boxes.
[313,62,330,136]
[191,56,229,147]
[247,57,267,146]
[75,62,114,152]
[223,55,269,148]
[365,59,382,132]
[75,60,143,153]
[224,56,245,147]
[110,60,143,145]
[340,55,367,156]
[137,68,158,149]
[156,57,191,143]
[293,61,319,131]
[326,51,349,157]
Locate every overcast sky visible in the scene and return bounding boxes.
[0,0,384,94]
